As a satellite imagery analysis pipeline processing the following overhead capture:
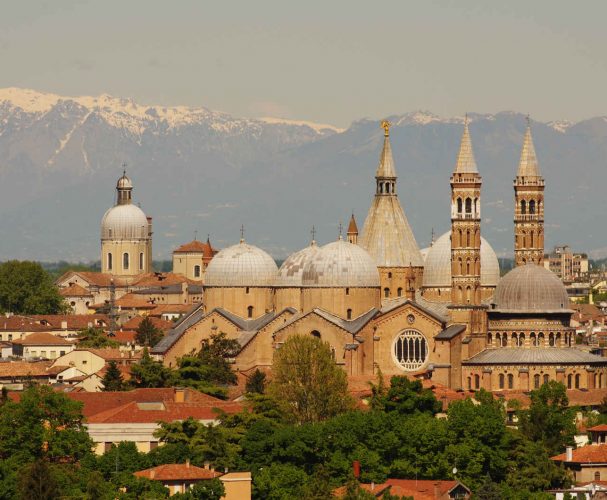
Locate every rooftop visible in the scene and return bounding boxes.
[134,463,222,481]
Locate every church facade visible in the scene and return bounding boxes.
[150,120,607,391]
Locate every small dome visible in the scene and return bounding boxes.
[302,239,380,287]
[117,174,133,190]
[422,231,500,288]
[101,204,149,240]
[204,241,278,287]
[493,263,570,312]
[276,242,321,287]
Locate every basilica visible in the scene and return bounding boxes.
[98,119,607,392]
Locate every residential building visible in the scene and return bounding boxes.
[544,245,589,281]
[11,332,75,360]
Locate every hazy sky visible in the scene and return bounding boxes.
[2,0,606,127]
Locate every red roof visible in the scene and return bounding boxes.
[173,240,217,258]
[59,283,93,297]
[12,332,74,346]
[72,348,142,362]
[590,425,607,432]
[335,479,468,499]
[134,463,222,481]
[121,316,173,333]
[0,361,66,378]
[108,330,137,345]
[552,444,607,464]
[148,304,194,317]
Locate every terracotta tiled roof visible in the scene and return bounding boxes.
[115,294,157,309]
[148,304,194,316]
[134,463,222,481]
[589,425,607,432]
[96,363,133,381]
[131,273,191,288]
[334,479,467,499]
[174,240,217,258]
[552,444,607,464]
[108,330,137,345]
[121,316,173,333]
[12,332,74,346]
[63,272,116,287]
[59,283,93,297]
[72,348,142,362]
[0,361,65,378]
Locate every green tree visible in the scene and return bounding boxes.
[245,369,267,394]
[0,385,92,464]
[253,463,310,500]
[172,479,225,499]
[0,261,68,315]
[101,361,126,391]
[18,459,58,500]
[197,332,240,385]
[130,348,175,388]
[269,334,353,423]
[381,377,442,415]
[174,357,230,398]
[136,317,164,347]
[77,327,120,349]
[517,381,576,455]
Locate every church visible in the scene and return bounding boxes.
[112,119,605,392]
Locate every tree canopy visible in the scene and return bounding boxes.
[0,260,67,315]
[135,317,164,347]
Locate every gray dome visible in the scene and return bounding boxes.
[493,263,570,312]
[117,174,133,189]
[422,231,500,288]
[275,242,321,287]
[302,239,380,287]
[101,204,148,240]
[204,241,278,287]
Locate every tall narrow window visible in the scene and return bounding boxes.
[139,252,144,270]
[465,198,472,214]
[507,374,514,389]
[499,374,505,389]
[575,374,581,389]
[194,265,201,278]
[123,253,129,270]
[384,288,390,298]
[543,374,549,385]
[567,374,572,389]
[534,374,540,389]
[347,309,352,320]
[397,288,403,297]
[108,253,113,270]
[474,374,480,389]
[247,306,253,318]
[457,198,463,214]
[529,200,536,214]
[521,200,527,214]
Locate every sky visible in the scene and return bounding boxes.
[1,0,607,128]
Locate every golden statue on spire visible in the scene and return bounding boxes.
[381,120,391,137]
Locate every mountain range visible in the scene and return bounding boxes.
[0,87,605,262]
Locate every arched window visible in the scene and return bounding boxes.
[397,288,403,297]
[530,231,535,247]
[247,306,254,318]
[457,198,463,214]
[465,197,472,214]
[534,374,540,389]
[474,374,480,389]
[311,330,321,338]
[393,329,428,371]
[575,374,581,389]
[384,288,390,298]
[458,257,463,274]
[567,374,572,389]
[530,332,537,346]
[467,377,472,390]
[466,259,471,275]
[487,333,492,345]
[474,197,479,215]
[543,374,549,385]
[499,374,505,389]
[347,309,352,320]
[502,334,508,347]
[538,332,544,346]
[508,374,514,389]
[466,286,471,303]
[496,333,501,345]
[512,332,518,345]
[388,272,392,279]
[519,333,525,347]
[521,200,527,214]
[600,373,604,389]
[345,288,350,295]
[123,253,129,270]
[549,332,555,346]
[246,287,250,294]
[556,332,562,346]
[194,265,201,278]
[466,230,471,247]
[107,253,113,270]
[529,200,536,214]
[139,252,144,270]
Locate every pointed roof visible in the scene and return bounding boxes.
[376,120,396,178]
[517,122,541,177]
[454,118,478,174]
[347,213,358,235]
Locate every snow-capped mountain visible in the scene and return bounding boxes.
[0,88,605,261]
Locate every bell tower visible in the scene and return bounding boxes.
[514,118,545,266]
[450,118,482,306]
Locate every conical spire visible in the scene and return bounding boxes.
[454,117,478,174]
[376,120,396,178]
[347,213,358,235]
[517,119,540,178]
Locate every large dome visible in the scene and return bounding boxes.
[492,263,570,313]
[204,241,278,287]
[101,204,149,240]
[422,231,500,288]
[276,242,321,287]
[302,239,380,287]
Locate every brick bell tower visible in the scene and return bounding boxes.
[449,118,487,362]
[514,118,545,266]
[450,118,482,306]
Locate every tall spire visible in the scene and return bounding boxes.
[517,119,540,178]
[376,120,396,179]
[454,116,478,174]
[347,213,359,244]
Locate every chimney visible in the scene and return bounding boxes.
[150,469,155,479]
[61,321,68,329]
[204,461,210,470]
[566,446,573,461]
[174,387,185,403]
[186,459,190,468]
[352,460,361,479]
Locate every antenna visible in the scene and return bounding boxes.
[338,221,343,240]
[240,224,245,243]
[194,230,198,241]
[311,225,316,244]
[122,161,127,176]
